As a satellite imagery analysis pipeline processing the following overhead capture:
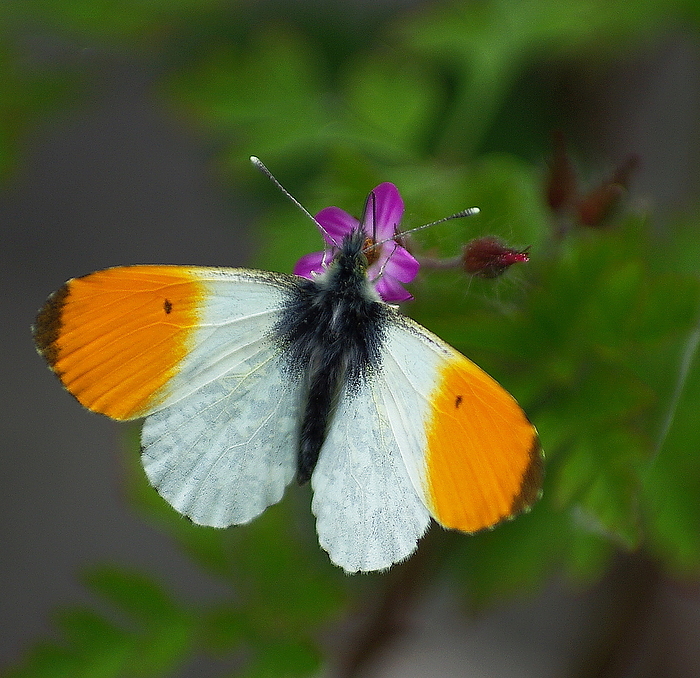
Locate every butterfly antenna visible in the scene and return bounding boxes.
[363,190,378,242]
[250,156,338,248]
[360,188,401,277]
[369,207,481,251]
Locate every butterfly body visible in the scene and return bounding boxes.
[277,228,388,483]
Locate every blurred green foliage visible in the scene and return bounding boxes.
[7,0,700,676]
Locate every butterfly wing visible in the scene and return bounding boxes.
[379,315,542,533]
[311,312,542,572]
[311,376,432,573]
[140,344,301,527]
[34,265,303,526]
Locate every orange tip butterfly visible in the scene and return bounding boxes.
[32,158,542,573]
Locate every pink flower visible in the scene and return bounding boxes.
[293,183,420,302]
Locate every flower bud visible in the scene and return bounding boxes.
[462,237,530,278]
[577,155,640,227]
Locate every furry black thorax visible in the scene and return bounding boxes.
[275,229,390,484]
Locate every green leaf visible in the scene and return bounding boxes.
[56,608,131,667]
[642,321,700,573]
[343,50,441,157]
[129,614,194,677]
[648,208,700,276]
[238,639,321,678]
[643,458,700,574]
[225,498,347,630]
[399,0,688,156]
[556,429,647,550]
[565,523,615,583]
[6,570,196,678]
[0,43,71,180]
[85,567,181,622]
[167,26,329,166]
[84,567,196,677]
[395,154,548,254]
[5,642,76,678]
[448,490,562,606]
[201,605,250,653]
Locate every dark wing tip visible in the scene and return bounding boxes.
[32,283,70,368]
[510,435,544,516]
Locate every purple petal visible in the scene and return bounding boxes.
[293,250,327,278]
[381,244,420,283]
[367,243,419,283]
[362,183,404,241]
[315,206,360,246]
[374,275,413,302]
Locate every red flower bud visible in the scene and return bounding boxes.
[545,131,639,229]
[463,237,530,279]
[576,183,625,226]
[577,155,640,227]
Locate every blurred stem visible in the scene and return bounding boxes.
[651,318,700,463]
[334,530,444,678]
[570,554,662,678]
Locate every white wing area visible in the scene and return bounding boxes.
[311,376,432,573]
[377,316,455,503]
[150,270,296,413]
[141,269,302,527]
[311,315,452,573]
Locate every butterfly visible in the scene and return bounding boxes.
[33,161,542,573]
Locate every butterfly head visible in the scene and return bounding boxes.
[294,183,420,302]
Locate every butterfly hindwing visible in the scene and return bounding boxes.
[311,311,541,572]
[311,374,431,573]
[141,344,301,528]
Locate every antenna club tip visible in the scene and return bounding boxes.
[448,207,480,220]
[250,155,261,166]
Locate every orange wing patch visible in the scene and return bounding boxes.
[425,354,542,532]
[33,266,205,420]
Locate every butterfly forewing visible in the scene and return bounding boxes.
[34,265,305,527]
[34,266,208,419]
[380,315,542,532]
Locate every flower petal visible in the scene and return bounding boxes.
[382,244,420,283]
[363,183,404,241]
[374,275,413,302]
[315,206,360,245]
[293,250,328,278]
[295,182,416,303]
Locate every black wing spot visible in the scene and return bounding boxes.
[163,298,173,314]
[455,394,463,408]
